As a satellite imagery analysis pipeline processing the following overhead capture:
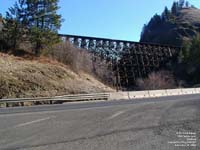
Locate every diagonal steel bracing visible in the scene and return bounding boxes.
[59,34,181,90]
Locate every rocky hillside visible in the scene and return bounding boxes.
[0,53,113,99]
[140,6,200,46]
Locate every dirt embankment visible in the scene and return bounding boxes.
[0,53,114,99]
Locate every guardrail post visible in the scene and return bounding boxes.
[20,102,24,106]
[148,91,151,97]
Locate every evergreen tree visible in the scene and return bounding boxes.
[148,14,162,30]
[171,1,179,16]
[25,0,62,55]
[178,0,185,8]
[185,1,189,8]
[0,13,4,51]
[0,13,2,30]
[3,0,27,50]
[162,7,170,21]
[140,24,147,40]
[179,35,200,84]
[2,0,62,55]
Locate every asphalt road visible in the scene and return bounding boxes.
[0,95,200,150]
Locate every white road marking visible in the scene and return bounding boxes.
[15,116,53,128]
[107,111,125,120]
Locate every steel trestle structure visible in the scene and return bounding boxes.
[59,34,180,90]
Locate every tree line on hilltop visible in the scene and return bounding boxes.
[140,0,200,86]
[141,0,195,40]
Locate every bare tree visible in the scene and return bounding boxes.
[136,70,177,90]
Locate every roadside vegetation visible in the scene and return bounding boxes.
[136,70,177,90]
[47,41,115,86]
[176,34,200,85]
[0,0,114,100]
[140,0,200,88]
[0,52,113,99]
[1,0,200,99]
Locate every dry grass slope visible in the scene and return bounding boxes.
[178,8,200,25]
[0,53,113,99]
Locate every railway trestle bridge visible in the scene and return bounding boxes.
[59,34,181,90]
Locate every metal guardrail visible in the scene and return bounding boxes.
[1,88,200,107]
[0,93,110,107]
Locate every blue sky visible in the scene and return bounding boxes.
[1,0,200,41]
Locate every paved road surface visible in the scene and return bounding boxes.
[0,95,200,150]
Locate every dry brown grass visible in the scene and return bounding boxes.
[47,41,91,72]
[0,52,113,99]
[48,41,115,87]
